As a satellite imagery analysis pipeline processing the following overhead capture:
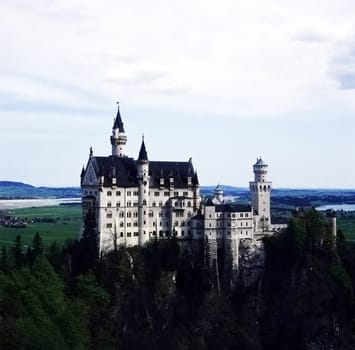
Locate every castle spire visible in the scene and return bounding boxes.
[111,102,127,157]
[113,102,125,133]
[138,136,148,162]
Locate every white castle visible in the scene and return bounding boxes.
[80,105,286,285]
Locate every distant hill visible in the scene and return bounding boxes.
[0,181,34,188]
[0,181,354,206]
[0,181,80,199]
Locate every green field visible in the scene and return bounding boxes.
[0,205,81,248]
[337,214,355,241]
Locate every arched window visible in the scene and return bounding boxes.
[127,211,132,218]
[143,199,147,205]
[107,202,112,208]
[187,201,191,207]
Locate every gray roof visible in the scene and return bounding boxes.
[215,203,252,213]
[89,156,198,188]
[254,158,267,167]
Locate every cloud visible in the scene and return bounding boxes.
[291,29,328,43]
[329,36,355,89]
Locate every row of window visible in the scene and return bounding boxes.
[107,220,188,228]
[209,222,249,228]
[107,190,191,197]
[209,212,250,219]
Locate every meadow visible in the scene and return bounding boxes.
[337,213,355,241]
[0,205,81,248]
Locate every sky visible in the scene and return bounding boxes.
[1,0,355,188]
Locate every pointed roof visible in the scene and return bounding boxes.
[113,103,125,133]
[138,138,148,161]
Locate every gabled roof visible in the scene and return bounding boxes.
[215,203,252,213]
[88,156,198,188]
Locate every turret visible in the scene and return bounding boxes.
[214,184,224,203]
[111,103,127,157]
[249,157,272,231]
[137,137,149,246]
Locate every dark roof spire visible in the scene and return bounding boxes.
[138,136,148,161]
[113,102,125,133]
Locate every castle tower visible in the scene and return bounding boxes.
[137,137,150,246]
[249,158,272,230]
[110,103,127,157]
[327,210,337,248]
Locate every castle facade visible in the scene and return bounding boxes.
[80,105,285,262]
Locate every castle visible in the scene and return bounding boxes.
[80,105,286,286]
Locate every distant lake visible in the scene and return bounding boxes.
[0,198,81,210]
[316,204,355,211]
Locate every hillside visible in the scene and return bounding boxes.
[0,181,80,199]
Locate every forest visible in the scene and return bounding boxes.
[0,210,355,350]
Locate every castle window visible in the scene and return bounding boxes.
[164,192,169,196]
[153,222,156,226]
[127,232,131,237]
[159,212,162,217]
[127,191,131,196]
[143,199,147,205]
[106,223,112,228]
[107,191,112,196]
[119,211,124,218]
[159,231,163,237]
[246,222,248,226]
[240,213,244,218]
[232,213,235,218]
[183,191,188,196]
[175,201,179,207]
[134,191,138,196]
[127,212,131,218]
[107,202,112,208]
[187,201,191,207]
[181,221,185,226]
[127,201,132,207]
[149,211,154,218]
[116,202,120,207]
[174,191,179,196]
[116,191,121,196]
[134,212,138,217]
[154,191,159,196]
[134,222,138,227]
[182,231,184,236]
[106,212,112,218]
[159,201,163,207]
[120,222,124,227]
[134,232,138,236]
[245,213,249,217]
[152,202,156,207]
[127,222,131,227]
[120,232,123,237]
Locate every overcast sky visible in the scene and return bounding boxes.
[1,0,355,188]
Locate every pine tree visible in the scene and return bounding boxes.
[0,246,9,273]
[12,235,23,267]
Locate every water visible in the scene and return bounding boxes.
[316,204,355,212]
[0,198,81,210]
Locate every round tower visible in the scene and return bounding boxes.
[111,103,127,157]
[249,158,272,230]
[137,138,150,246]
